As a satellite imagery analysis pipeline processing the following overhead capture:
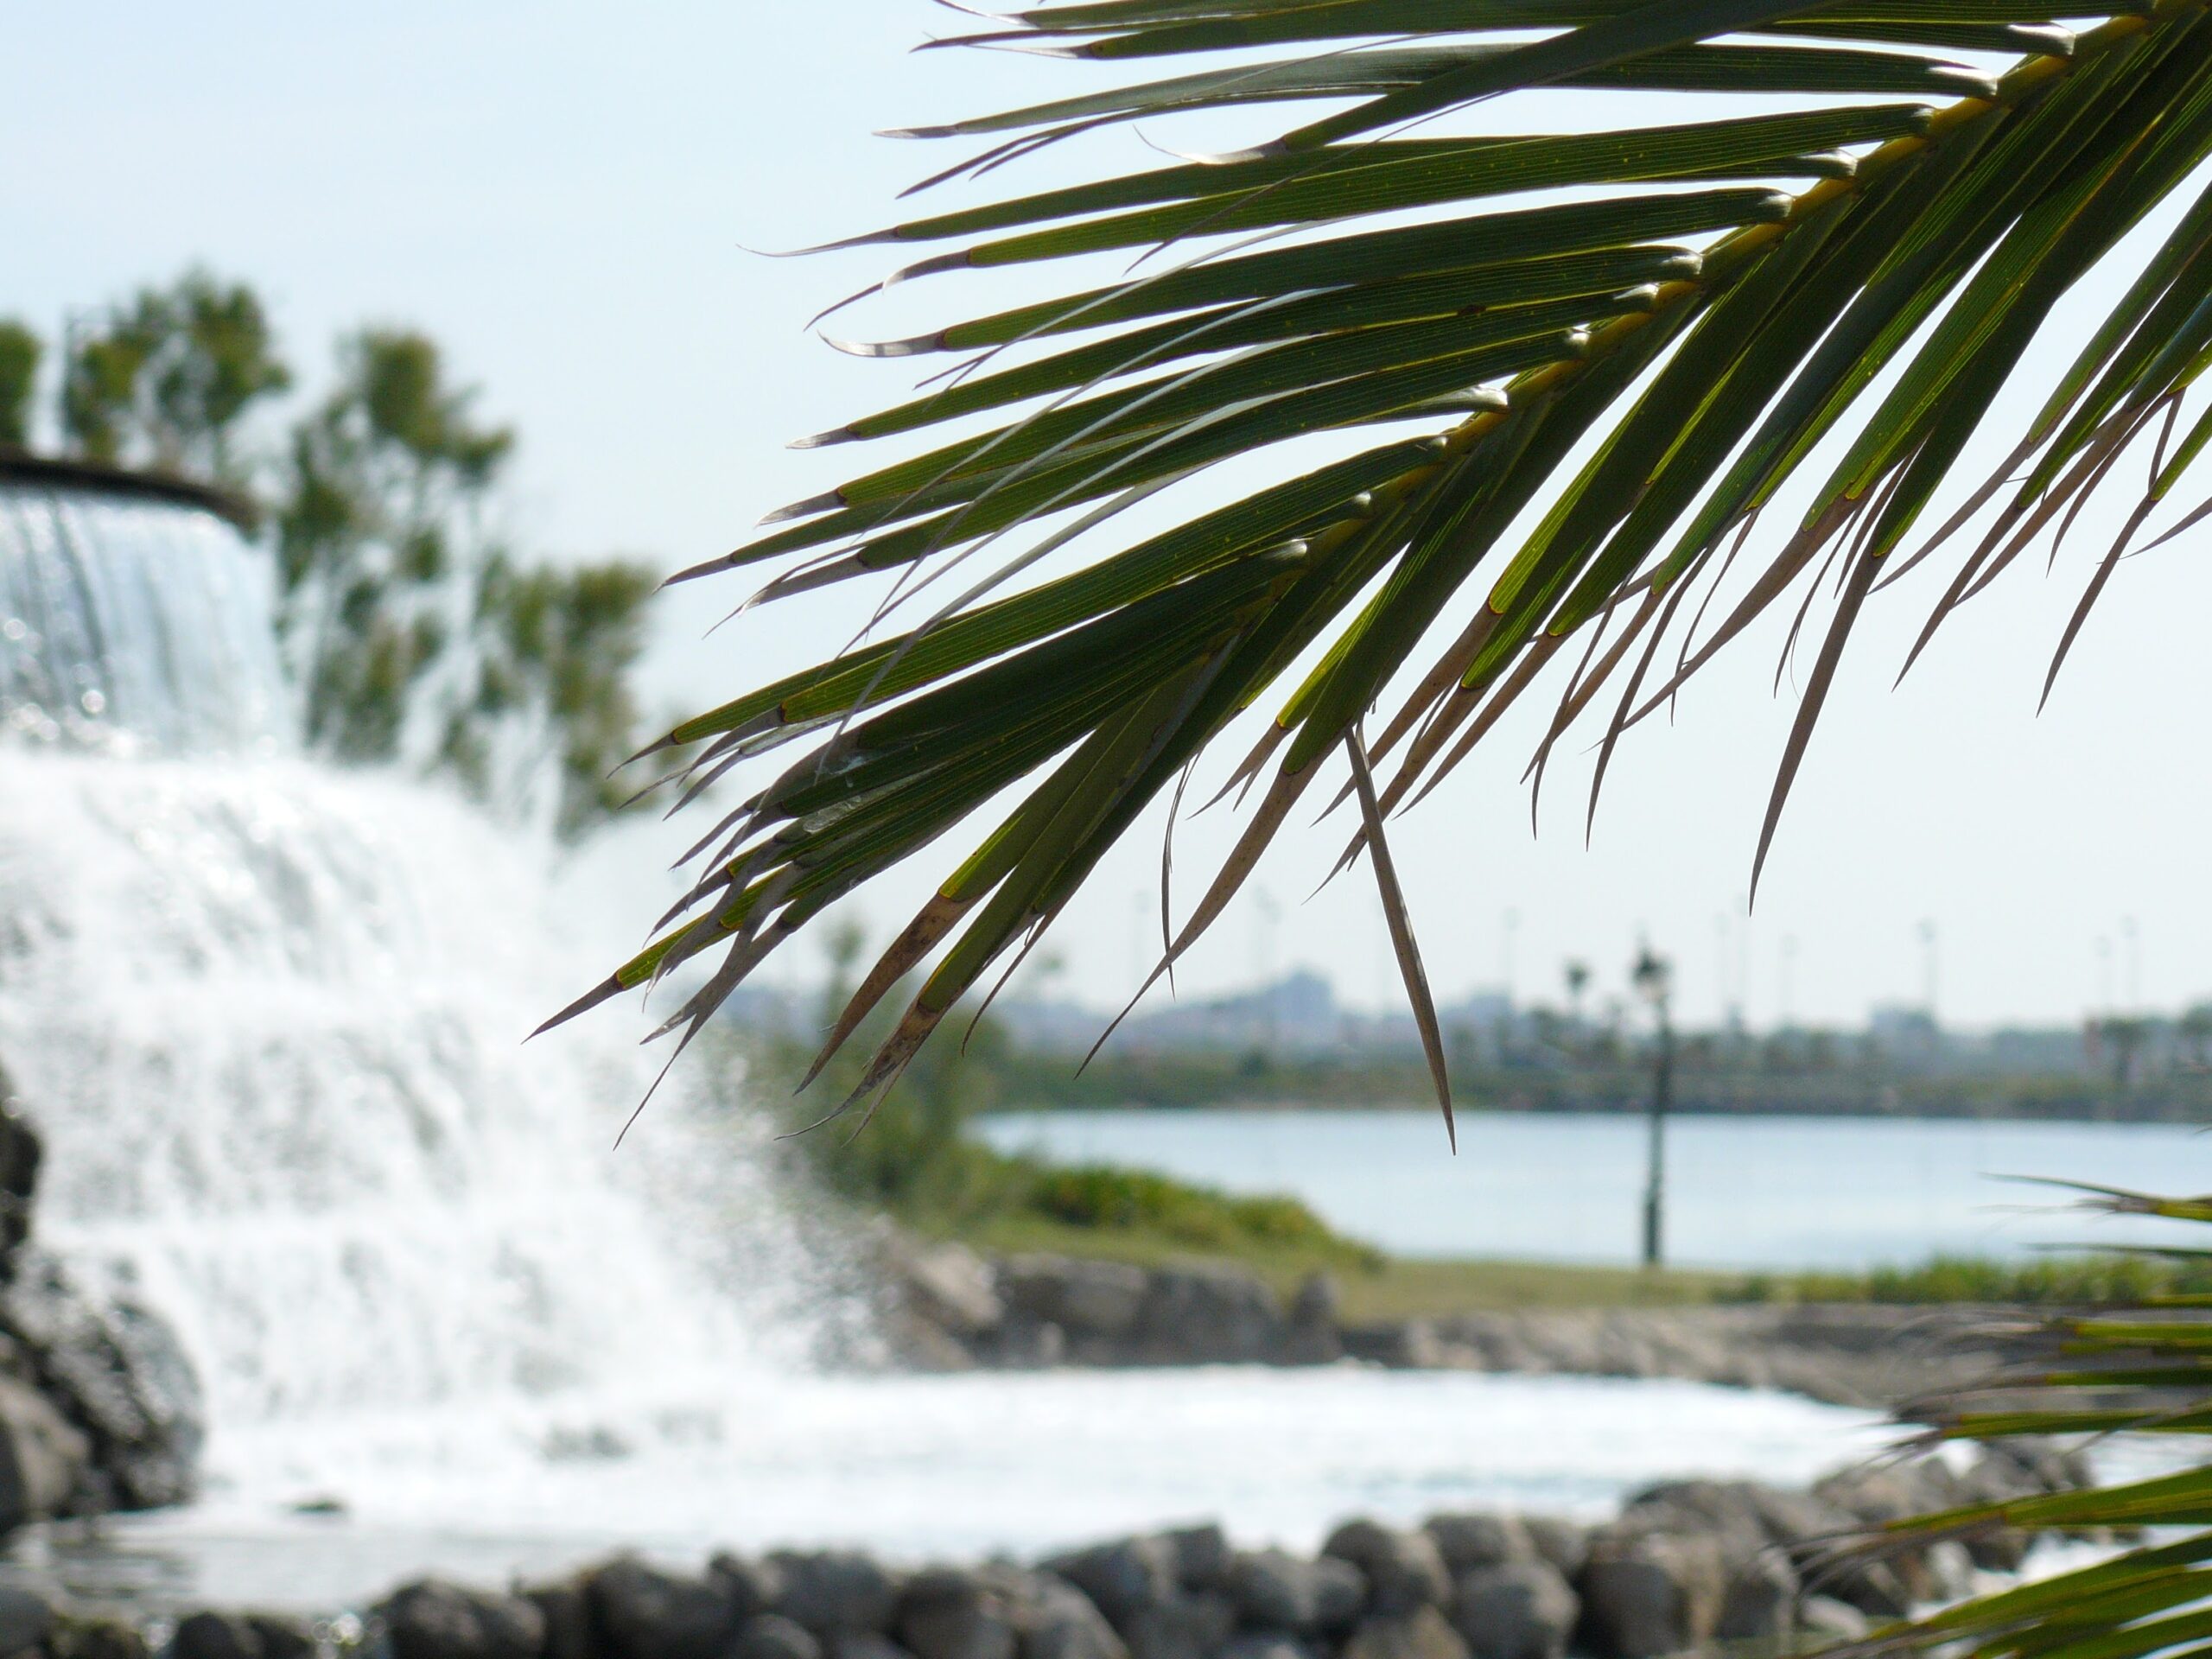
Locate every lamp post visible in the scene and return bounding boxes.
[1632,943,1675,1271]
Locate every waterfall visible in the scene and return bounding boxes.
[0,470,836,1517]
[0,480,290,756]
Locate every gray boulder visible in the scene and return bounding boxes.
[1324,1521,1450,1615]
[1713,1554,1798,1643]
[772,1552,904,1635]
[169,1614,260,1659]
[1221,1637,1313,1659]
[588,1558,738,1659]
[245,1618,314,1659]
[735,1617,823,1659]
[1448,1563,1576,1659]
[712,1557,791,1624]
[1045,1537,1180,1625]
[1121,1598,1234,1659]
[383,1580,547,1659]
[1578,1532,1727,1659]
[1282,1274,1343,1366]
[1423,1516,1532,1577]
[1025,1574,1128,1659]
[47,1613,147,1659]
[524,1581,592,1659]
[1226,1550,1364,1634]
[0,1373,86,1530]
[0,1588,51,1659]
[830,1635,912,1659]
[899,1243,1005,1338]
[899,1568,1020,1659]
[1516,1521,1587,1584]
[999,1259,1148,1342]
[1340,1607,1469,1659]
[0,1252,202,1512]
[1161,1525,1230,1592]
[1133,1267,1286,1363]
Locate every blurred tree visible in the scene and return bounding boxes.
[276,327,657,836]
[0,323,41,450]
[60,271,289,483]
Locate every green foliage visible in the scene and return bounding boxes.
[274,326,656,835]
[743,923,1370,1267]
[1734,1252,2212,1306]
[1812,1185,2212,1659]
[0,322,40,450]
[1024,1162,1378,1263]
[60,270,289,482]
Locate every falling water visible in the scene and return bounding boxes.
[0,483,289,755]
[0,472,836,1523]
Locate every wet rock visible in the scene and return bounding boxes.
[1219,1637,1312,1659]
[383,1579,548,1659]
[1423,1515,1533,1577]
[1447,1563,1575,1659]
[47,1614,147,1659]
[1323,1521,1450,1614]
[981,1319,1066,1370]
[735,1617,823,1659]
[1000,1259,1148,1343]
[1339,1606,1469,1659]
[1044,1537,1180,1625]
[1713,1554,1798,1643]
[1132,1267,1286,1364]
[829,1634,911,1659]
[1161,1526,1230,1593]
[245,1618,314,1659]
[1121,1597,1235,1659]
[524,1582,592,1659]
[899,1243,1004,1339]
[1282,1275,1343,1366]
[588,1558,738,1659]
[1024,1575,1128,1659]
[1516,1520,1587,1584]
[899,1568,1020,1659]
[0,1372,86,1530]
[0,1587,51,1658]
[1578,1532,1726,1659]
[169,1613,261,1659]
[0,1252,202,1510]
[712,1556,790,1624]
[1226,1551,1364,1634]
[772,1552,904,1636]
[0,1099,39,1263]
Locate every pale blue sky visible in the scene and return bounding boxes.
[14,4,2212,1031]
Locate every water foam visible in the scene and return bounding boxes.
[0,747,836,1511]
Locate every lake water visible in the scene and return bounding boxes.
[976,1109,2212,1269]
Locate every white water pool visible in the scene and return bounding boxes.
[6,1366,1885,1612]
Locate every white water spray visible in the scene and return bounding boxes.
[0,479,837,1516]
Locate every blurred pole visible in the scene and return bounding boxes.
[1633,944,1674,1270]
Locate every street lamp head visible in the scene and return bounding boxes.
[1631,943,1672,1006]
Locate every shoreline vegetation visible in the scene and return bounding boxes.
[724,1020,2207,1326]
[991,1052,2212,1123]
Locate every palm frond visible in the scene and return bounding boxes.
[555,0,2212,1135]
[1818,1184,2212,1659]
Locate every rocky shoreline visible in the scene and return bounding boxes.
[888,1242,2001,1408]
[0,1440,2092,1659]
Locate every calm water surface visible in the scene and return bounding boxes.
[976,1109,2212,1268]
